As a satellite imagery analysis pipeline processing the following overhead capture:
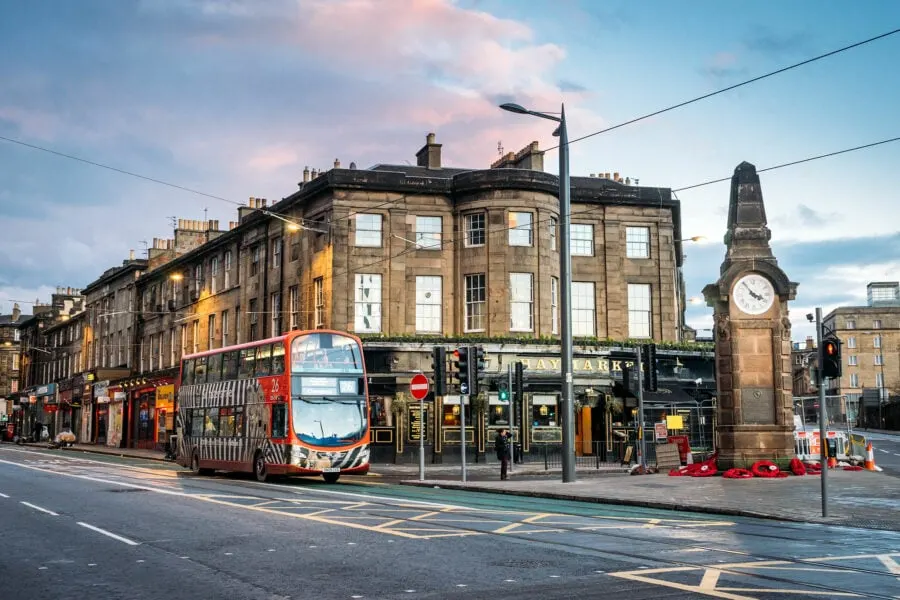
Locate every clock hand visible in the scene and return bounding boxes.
[742,282,762,301]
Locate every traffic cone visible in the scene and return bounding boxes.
[864,442,877,471]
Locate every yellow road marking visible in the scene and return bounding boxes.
[699,569,722,590]
[410,511,439,521]
[715,588,857,596]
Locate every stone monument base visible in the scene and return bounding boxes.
[716,425,795,469]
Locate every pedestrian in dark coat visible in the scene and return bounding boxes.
[494,429,512,480]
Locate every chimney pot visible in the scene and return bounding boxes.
[614,171,620,181]
[303,166,310,183]
[129,249,135,260]
[334,158,341,168]
[416,132,442,169]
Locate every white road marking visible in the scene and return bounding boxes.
[38,566,47,570]
[0,492,10,498]
[880,449,889,454]
[21,501,59,516]
[77,522,139,546]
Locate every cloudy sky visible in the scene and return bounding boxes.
[2,0,899,342]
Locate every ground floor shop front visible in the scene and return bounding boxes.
[363,343,716,465]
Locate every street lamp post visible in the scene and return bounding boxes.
[500,102,575,483]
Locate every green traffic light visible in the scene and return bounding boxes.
[499,389,509,401]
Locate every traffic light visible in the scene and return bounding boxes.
[822,336,842,379]
[431,346,447,396]
[641,343,658,392]
[472,346,486,396]
[498,381,509,402]
[455,346,471,395]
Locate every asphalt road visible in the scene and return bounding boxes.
[865,431,900,476]
[1,445,899,600]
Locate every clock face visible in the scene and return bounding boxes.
[733,274,775,315]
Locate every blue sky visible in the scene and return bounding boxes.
[1,0,899,342]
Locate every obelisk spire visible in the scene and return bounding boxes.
[721,161,776,275]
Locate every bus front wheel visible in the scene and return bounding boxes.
[254,452,269,482]
[323,472,340,484]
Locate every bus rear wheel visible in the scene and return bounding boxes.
[192,452,213,476]
[323,472,340,484]
[254,452,269,482]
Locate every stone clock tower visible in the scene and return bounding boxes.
[702,162,798,468]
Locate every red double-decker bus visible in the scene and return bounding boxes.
[175,329,370,483]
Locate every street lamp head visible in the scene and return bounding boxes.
[806,313,814,323]
[286,222,301,233]
[499,102,529,115]
[169,273,183,281]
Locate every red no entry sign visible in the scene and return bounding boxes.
[410,373,430,400]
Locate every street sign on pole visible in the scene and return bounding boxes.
[410,373,429,482]
[410,374,429,400]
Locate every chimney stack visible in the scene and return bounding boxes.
[415,132,442,169]
[805,336,815,350]
[303,166,310,183]
[12,303,20,321]
[129,249,135,261]
[334,158,341,169]
[311,168,318,179]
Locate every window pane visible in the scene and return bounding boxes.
[271,344,286,375]
[510,273,534,331]
[204,407,219,436]
[354,274,382,333]
[219,407,236,437]
[571,224,594,256]
[465,273,486,331]
[572,282,595,337]
[415,216,442,250]
[627,283,651,338]
[194,356,208,384]
[465,213,485,247]
[508,212,533,246]
[256,344,272,377]
[222,351,239,379]
[415,276,442,332]
[272,404,287,438]
[626,227,650,258]
[207,353,222,383]
[551,277,559,335]
[182,359,195,385]
[355,214,382,247]
[239,348,256,378]
[549,217,557,251]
